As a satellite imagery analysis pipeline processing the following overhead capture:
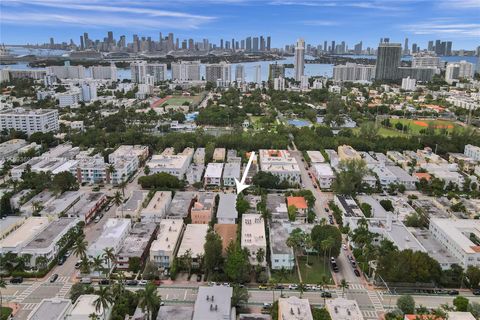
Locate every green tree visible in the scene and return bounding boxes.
[52,171,79,194]
[224,242,250,284]
[256,248,265,265]
[332,159,369,196]
[453,296,469,312]
[340,279,349,298]
[359,121,380,140]
[138,172,181,189]
[396,295,415,314]
[236,195,250,215]
[0,278,6,309]
[203,231,223,276]
[72,237,88,260]
[360,203,372,218]
[311,308,332,320]
[287,205,297,221]
[102,247,115,278]
[311,224,342,258]
[128,257,142,273]
[70,283,95,303]
[252,171,281,189]
[466,266,480,289]
[231,284,249,307]
[380,199,393,212]
[94,286,114,319]
[137,282,161,320]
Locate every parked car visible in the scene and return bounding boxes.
[262,303,272,309]
[80,277,92,284]
[65,250,72,257]
[57,256,66,265]
[288,284,298,290]
[197,274,202,282]
[126,280,138,286]
[473,289,480,295]
[138,280,148,286]
[50,274,59,283]
[10,277,23,284]
[448,290,459,295]
[321,291,332,298]
[275,284,285,290]
[354,269,361,277]
[258,285,269,290]
[94,216,101,223]
[99,279,110,285]
[74,261,81,269]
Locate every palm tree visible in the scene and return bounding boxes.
[137,282,161,320]
[256,248,265,265]
[119,176,127,197]
[321,237,334,272]
[91,256,105,277]
[112,191,123,217]
[0,278,6,309]
[72,237,88,260]
[102,247,115,278]
[340,279,349,298]
[88,313,99,320]
[94,286,114,320]
[106,164,116,184]
[298,282,306,299]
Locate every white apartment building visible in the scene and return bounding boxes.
[465,144,480,161]
[81,82,97,102]
[86,218,131,265]
[150,219,184,268]
[235,64,245,83]
[241,214,267,266]
[0,217,49,254]
[412,53,441,68]
[445,61,474,84]
[65,294,111,320]
[326,298,364,320]
[313,163,335,189]
[222,162,240,187]
[274,76,285,90]
[47,65,85,79]
[141,191,172,223]
[269,221,295,270]
[205,62,231,86]
[204,163,224,186]
[258,149,301,185]
[171,61,201,81]
[21,218,79,267]
[0,69,10,83]
[401,77,416,91]
[91,64,117,80]
[177,224,208,268]
[333,63,376,82]
[58,89,82,108]
[430,219,480,268]
[146,153,192,179]
[0,108,59,135]
[278,297,313,320]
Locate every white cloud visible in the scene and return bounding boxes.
[303,20,340,26]
[438,0,480,8]
[401,19,480,37]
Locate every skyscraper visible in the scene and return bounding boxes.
[446,41,452,56]
[107,31,113,44]
[354,41,362,54]
[80,36,84,50]
[412,43,418,54]
[375,42,402,81]
[253,37,259,52]
[404,38,409,55]
[331,41,335,53]
[267,36,271,51]
[294,38,305,81]
[83,32,89,48]
[269,63,285,80]
[246,37,252,52]
[235,64,245,83]
[428,41,434,52]
[254,65,261,84]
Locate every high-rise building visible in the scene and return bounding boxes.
[80,36,84,50]
[171,61,201,81]
[294,38,305,81]
[428,41,434,52]
[333,63,376,82]
[241,40,245,50]
[324,41,328,53]
[267,36,271,51]
[412,43,418,54]
[260,36,265,51]
[107,31,113,44]
[269,63,285,80]
[83,32,89,48]
[205,62,231,86]
[91,64,117,80]
[220,39,224,50]
[273,76,285,91]
[331,41,335,53]
[254,65,262,84]
[412,53,441,68]
[446,41,452,56]
[253,37,259,52]
[354,41,362,54]
[235,65,245,83]
[47,65,85,79]
[375,42,402,81]
[0,108,59,135]
[246,37,252,52]
[146,63,168,83]
[445,61,474,84]
[403,38,409,55]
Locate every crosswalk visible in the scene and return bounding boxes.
[57,282,73,299]
[367,290,385,313]
[12,282,41,303]
[349,283,366,290]
[57,276,70,283]
[362,310,379,319]
[20,303,38,311]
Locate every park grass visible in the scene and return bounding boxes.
[163,95,200,106]
[389,118,460,135]
[298,255,333,285]
[377,127,408,137]
[1,307,12,320]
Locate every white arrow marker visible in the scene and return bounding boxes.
[235,151,255,195]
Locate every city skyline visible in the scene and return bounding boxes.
[1,0,479,50]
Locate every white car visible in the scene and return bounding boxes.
[138,280,148,286]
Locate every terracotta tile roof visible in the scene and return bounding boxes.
[287,196,308,209]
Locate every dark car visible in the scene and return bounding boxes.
[321,291,332,298]
[473,289,480,295]
[99,279,110,285]
[448,290,459,295]
[197,274,202,282]
[275,284,285,290]
[126,280,138,286]
[10,276,23,284]
[50,274,59,283]
[58,256,66,265]
[354,269,361,277]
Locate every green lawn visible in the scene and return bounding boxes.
[389,118,460,135]
[1,307,12,320]
[163,96,200,106]
[298,255,333,285]
[270,269,300,284]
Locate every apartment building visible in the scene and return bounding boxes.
[141,191,172,223]
[0,108,59,135]
[177,224,208,268]
[116,222,157,270]
[222,162,241,187]
[150,219,184,268]
[204,163,224,186]
[258,149,301,185]
[241,214,267,266]
[191,192,216,224]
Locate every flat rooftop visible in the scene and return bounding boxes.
[151,219,184,252]
[193,286,232,320]
[431,218,480,254]
[167,191,197,218]
[118,222,157,258]
[23,218,78,250]
[223,162,240,178]
[411,228,459,267]
[270,221,294,255]
[157,306,194,320]
[66,192,106,216]
[27,298,71,320]
[87,218,131,256]
[278,297,313,320]
[0,217,49,250]
[40,191,82,216]
[241,214,266,248]
[205,162,224,177]
[306,150,325,163]
[178,224,208,257]
[143,191,172,213]
[0,216,26,239]
[313,163,334,176]
[325,297,363,320]
[121,190,149,212]
[217,193,238,220]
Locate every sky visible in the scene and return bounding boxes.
[1,0,479,50]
